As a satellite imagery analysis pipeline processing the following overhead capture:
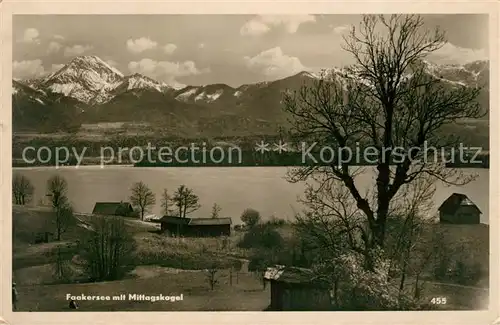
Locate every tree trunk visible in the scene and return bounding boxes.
[333,278,339,307]
[56,209,61,241]
[373,161,391,248]
[414,274,421,299]
[399,267,407,294]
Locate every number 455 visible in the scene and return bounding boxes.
[431,297,447,304]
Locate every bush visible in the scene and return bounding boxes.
[432,253,453,281]
[248,251,271,272]
[79,216,136,281]
[237,224,284,250]
[266,216,286,227]
[241,208,261,228]
[451,261,483,285]
[315,251,423,311]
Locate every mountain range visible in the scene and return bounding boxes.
[12,55,489,137]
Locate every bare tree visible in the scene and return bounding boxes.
[12,173,34,205]
[80,216,136,281]
[383,173,437,296]
[211,203,222,219]
[172,185,200,218]
[160,189,175,216]
[205,262,220,290]
[130,181,156,220]
[294,171,369,268]
[282,14,483,266]
[47,175,74,241]
[52,245,72,282]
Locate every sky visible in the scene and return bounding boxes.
[13,14,489,88]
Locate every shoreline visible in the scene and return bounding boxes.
[12,164,490,169]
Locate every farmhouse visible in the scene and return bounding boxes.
[92,202,134,217]
[159,216,231,237]
[264,265,331,311]
[438,193,482,224]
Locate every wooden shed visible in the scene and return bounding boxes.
[264,265,332,311]
[438,193,482,224]
[159,216,231,237]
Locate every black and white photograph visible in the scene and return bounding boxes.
[9,12,491,313]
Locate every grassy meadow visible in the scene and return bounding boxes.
[12,204,489,311]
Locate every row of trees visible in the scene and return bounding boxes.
[13,173,76,242]
[13,173,222,224]
[129,181,223,220]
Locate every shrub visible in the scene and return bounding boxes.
[205,261,220,290]
[237,224,284,250]
[79,216,136,281]
[266,216,286,227]
[451,261,483,285]
[315,251,422,311]
[240,208,261,228]
[432,254,452,280]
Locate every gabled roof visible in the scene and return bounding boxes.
[438,193,482,214]
[159,216,232,226]
[92,202,133,216]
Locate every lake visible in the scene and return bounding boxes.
[12,166,489,224]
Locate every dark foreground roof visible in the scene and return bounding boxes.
[264,265,324,285]
[159,216,191,225]
[159,216,232,226]
[92,202,133,216]
[438,193,482,214]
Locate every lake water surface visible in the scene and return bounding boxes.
[13,167,489,224]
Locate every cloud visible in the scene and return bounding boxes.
[128,58,209,85]
[332,24,350,35]
[13,60,45,78]
[244,47,306,78]
[51,63,65,72]
[18,28,40,44]
[47,41,62,54]
[428,42,488,65]
[240,19,271,36]
[63,44,93,57]
[198,43,205,49]
[163,43,177,55]
[53,35,65,40]
[126,37,158,54]
[240,15,316,36]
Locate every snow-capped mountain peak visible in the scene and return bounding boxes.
[120,73,170,92]
[39,55,125,104]
[16,55,489,111]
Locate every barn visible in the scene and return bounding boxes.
[159,216,231,237]
[438,193,482,224]
[92,202,134,217]
[264,265,331,311]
